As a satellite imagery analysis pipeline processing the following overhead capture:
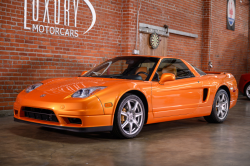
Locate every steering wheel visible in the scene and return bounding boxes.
[136,71,148,77]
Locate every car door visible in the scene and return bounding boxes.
[151,58,203,118]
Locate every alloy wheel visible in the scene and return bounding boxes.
[120,99,144,135]
[215,93,229,120]
[246,85,250,99]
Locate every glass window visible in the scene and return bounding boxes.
[193,66,207,76]
[84,56,160,81]
[185,62,207,76]
[153,58,195,81]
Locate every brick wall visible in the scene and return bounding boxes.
[140,0,204,67]
[208,0,249,81]
[0,0,124,114]
[0,0,249,115]
[138,0,249,81]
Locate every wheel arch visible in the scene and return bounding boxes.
[217,85,231,106]
[115,90,149,124]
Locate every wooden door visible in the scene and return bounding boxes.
[139,33,168,56]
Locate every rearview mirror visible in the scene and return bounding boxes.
[81,71,88,76]
[159,73,175,84]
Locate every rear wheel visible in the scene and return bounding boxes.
[204,89,229,123]
[112,94,145,139]
[245,83,250,100]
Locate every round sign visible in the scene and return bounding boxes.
[149,33,160,49]
[227,0,235,26]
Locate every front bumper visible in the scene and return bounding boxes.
[14,117,112,133]
[14,91,114,129]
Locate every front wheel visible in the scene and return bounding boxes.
[204,89,229,123]
[112,94,145,139]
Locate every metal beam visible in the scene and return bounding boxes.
[139,23,169,37]
[139,23,198,38]
[168,29,198,38]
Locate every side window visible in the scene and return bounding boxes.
[153,58,195,81]
[187,62,207,76]
[194,66,207,76]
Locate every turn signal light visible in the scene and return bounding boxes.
[104,102,113,108]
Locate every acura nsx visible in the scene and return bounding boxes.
[14,56,238,138]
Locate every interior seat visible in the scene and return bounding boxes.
[162,65,177,76]
[135,67,148,80]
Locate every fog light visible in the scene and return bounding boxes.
[14,110,18,115]
[68,118,82,124]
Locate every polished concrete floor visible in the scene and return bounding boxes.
[1,96,250,166]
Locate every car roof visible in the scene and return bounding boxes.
[120,55,181,60]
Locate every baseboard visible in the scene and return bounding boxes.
[0,110,14,117]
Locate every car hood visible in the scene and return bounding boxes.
[37,77,132,95]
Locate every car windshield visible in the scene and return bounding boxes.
[83,56,160,81]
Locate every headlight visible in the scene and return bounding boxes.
[25,83,43,93]
[72,86,107,98]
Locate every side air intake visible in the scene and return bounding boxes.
[203,88,209,102]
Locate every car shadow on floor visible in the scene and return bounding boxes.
[8,117,209,144]
[237,97,249,101]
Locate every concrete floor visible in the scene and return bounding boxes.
[0,96,250,166]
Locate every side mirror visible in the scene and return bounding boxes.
[81,71,88,76]
[159,73,175,85]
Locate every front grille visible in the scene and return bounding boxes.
[22,107,58,122]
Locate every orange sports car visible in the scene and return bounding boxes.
[14,56,238,138]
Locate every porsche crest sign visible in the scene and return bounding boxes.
[227,0,236,31]
[23,0,96,37]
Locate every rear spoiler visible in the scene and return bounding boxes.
[204,71,226,74]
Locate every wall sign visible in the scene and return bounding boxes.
[227,0,236,31]
[23,0,96,37]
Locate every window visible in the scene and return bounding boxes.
[153,58,195,81]
[186,62,207,76]
[193,66,207,76]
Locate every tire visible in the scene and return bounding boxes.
[204,89,229,123]
[112,93,145,139]
[245,83,250,100]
